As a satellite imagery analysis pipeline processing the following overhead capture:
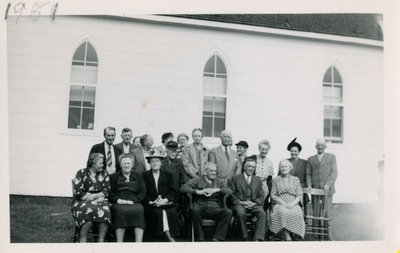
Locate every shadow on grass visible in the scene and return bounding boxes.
[9,195,384,243]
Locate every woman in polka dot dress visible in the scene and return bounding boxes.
[270,159,305,241]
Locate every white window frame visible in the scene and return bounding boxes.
[323,66,344,144]
[202,54,228,138]
[61,39,100,136]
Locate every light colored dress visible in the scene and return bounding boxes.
[270,175,305,238]
[256,155,274,196]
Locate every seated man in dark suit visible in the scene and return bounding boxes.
[180,162,232,241]
[115,128,137,154]
[230,155,266,241]
[89,126,122,175]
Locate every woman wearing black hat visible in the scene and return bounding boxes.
[142,151,181,242]
[286,138,307,188]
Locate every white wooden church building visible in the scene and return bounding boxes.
[7,14,383,203]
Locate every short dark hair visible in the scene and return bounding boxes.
[161,132,174,144]
[242,155,257,172]
[192,128,204,136]
[121,128,132,134]
[103,126,116,136]
[140,134,150,146]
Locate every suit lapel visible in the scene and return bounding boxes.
[320,153,328,167]
[239,174,247,192]
[217,146,228,163]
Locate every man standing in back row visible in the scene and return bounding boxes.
[306,138,338,240]
[115,128,137,154]
[209,130,238,181]
[89,126,122,175]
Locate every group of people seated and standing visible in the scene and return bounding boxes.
[71,126,338,242]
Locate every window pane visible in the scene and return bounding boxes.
[214,117,225,137]
[202,116,213,137]
[216,56,226,74]
[332,86,342,103]
[333,67,342,83]
[323,119,331,137]
[215,97,226,114]
[203,96,213,113]
[203,77,214,93]
[323,67,332,83]
[323,86,332,102]
[332,119,342,137]
[86,43,98,62]
[73,42,86,61]
[323,105,331,119]
[82,108,95,130]
[71,65,85,83]
[204,56,215,73]
[331,106,342,119]
[69,86,83,106]
[68,107,82,129]
[214,77,227,95]
[85,65,98,84]
[83,87,96,107]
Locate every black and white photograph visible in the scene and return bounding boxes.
[1,0,399,252]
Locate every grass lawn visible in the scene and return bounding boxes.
[9,195,384,243]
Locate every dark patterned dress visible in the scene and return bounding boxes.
[71,168,112,226]
[270,175,305,238]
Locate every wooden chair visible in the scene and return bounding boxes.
[229,212,257,240]
[302,188,331,241]
[185,192,229,242]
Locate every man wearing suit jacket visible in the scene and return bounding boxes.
[115,128,138,154]
[230,156,266,241]
[306,138,338,240]
[181,128,210,182]
[89,126,122,175]
[132,134,154,173]
[180,162,232,241]
[209,130,239,181]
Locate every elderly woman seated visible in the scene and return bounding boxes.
[109,153,146,242]
[270,159,305,241]
[71,153,111,242]
[142,151,181,242]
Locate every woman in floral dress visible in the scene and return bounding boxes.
[71,153,112,242]
[270,159,305,241]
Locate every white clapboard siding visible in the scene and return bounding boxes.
[7,15,383,202]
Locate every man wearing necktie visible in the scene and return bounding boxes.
[209,130,239,181]
[306,138,338,240]
[88,126,122,175]
[230,155,266,241]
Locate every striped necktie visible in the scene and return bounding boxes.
[107,145,112,167]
